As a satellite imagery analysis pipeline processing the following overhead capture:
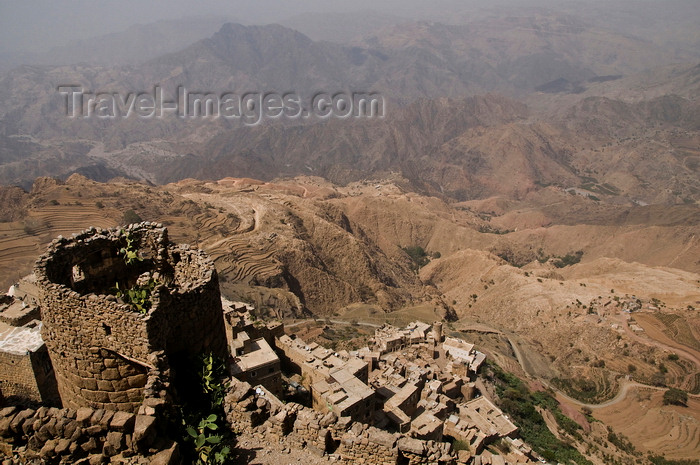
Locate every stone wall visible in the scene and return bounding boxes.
[0,404,178,464]
[336,423,398,464]
[397,437,454,465]
[0,347,59,406]
[34,223,228,413]
[0,352,43,404]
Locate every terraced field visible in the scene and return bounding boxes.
[205,235,281,284]
[179,193,285,286]
[633,312,700,393]
[0,202,119,288]
[595,387,700,460]
[653,312,700,351]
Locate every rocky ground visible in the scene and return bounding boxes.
[233,430,334,465]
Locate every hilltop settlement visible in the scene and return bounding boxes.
[0,224,545,464]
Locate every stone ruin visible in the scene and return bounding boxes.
[35,223,228,412]
[0,223,229,463]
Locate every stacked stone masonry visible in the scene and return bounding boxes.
[34,223,228,413]
[0,404,178,464]
[0,347,57,406]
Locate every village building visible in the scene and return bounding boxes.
[276,334,369,388]
[7,274,41,306]
[0,282,60,406]
[311,367,376,422]
[443,336,487,374]
[383,380,423,432]
[276,333,375,423]
[410,411,444,441]
[371,321,435,355]
[444,396,518,454]
[230,331,283,397]
[0,317,59,405]
[223,298,284,350]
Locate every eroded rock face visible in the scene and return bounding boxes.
[34,223,228,412]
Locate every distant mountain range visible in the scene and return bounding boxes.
[0,17,234,72]
[0,18,697,205]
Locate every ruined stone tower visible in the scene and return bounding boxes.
[34,223,228,412]
[432,322,443,344]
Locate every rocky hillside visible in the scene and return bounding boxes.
[1,174,698,461]
[0,175,434,318]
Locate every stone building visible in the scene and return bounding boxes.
[0,320,58,405]
[230,331,283,397]
[0,294,40,327]
[34,223,228,412]
[311,367,376,422]
[276,335,369,389]
[223,298,284,350]
[0,290,60,405]
[7,273,41,306]
[277,334,376,423]
[371,321,432,355]
[444,396,518,454]
[383,380,423,432]
[443,337,486,374]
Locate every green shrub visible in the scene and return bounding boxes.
[177,353,233,464]
[485,362,592,465]
[663,388,688,407]
[452,439,470,452]
[117,230,143,265]
[402,245,430,269]
[552,250,584,268]
[122,209,143,224]
[112,278,157,314]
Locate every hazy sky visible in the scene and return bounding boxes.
[0,0,694,55]
[0,0,563,54]
[0,0,392,53]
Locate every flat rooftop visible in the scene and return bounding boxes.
[0,299,39,323]
[0,321,44,355]
[315,368,375,413]
[231,337,279,374]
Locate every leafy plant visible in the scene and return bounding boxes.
[177,353,233,465]
[186,414,230,465]
[118,230,143,265]
[199,353,229,410]
[113,278,157,314]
